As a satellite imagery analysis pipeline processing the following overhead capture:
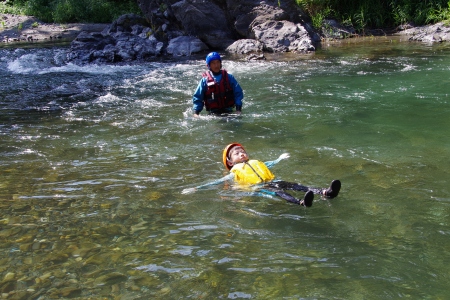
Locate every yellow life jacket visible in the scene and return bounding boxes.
[230,160,275,185]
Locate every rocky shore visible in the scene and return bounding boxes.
[2,12,449,64]
[1,13,108,43]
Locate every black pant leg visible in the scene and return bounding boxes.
[272,190,301,204]
[267,180,323,195]
[266,181,309,192]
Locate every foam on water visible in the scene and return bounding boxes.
[6,50,144,75]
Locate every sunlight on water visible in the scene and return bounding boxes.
[0,39,450,299]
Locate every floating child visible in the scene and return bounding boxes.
[182,143,341,207]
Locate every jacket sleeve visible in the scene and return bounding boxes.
[228,74,244,109]
[264,157,284,168]
[194,173,235,190]
[192,78,207,114]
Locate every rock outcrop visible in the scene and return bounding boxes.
[63,0,450,64]
[66,0,318,64]
[398,22,450,43]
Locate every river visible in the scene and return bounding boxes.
[1,37,449,299]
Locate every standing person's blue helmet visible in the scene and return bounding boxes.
[206,52,222,67]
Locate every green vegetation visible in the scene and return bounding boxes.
[1,0,449,30]
[296,0,450,31]
[1,0,25,14]
[0,0,141,23]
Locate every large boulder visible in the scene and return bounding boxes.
[252,20,315,52]
[68,0,320,63]
[170,0,236,49]
[226,39,264,54]
[67,14,164,64]
[228,0,291,37]
[137,0,317,54]
[166,36,208,56]
[399,22,450,43]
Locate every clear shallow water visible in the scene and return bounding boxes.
[1,38,450,299]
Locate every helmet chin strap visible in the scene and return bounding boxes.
[227,157,248,168]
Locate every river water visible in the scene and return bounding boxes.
[1,37,449,299]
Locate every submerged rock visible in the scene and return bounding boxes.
[93,272,127,285]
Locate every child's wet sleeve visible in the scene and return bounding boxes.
[195,173,235,190]
[264,157,282,168]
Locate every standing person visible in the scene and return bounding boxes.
[182,143,341,207]
[192,52,244,116]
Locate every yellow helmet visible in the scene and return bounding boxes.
[223,143,244,170]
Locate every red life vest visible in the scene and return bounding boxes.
[202,70,235,111]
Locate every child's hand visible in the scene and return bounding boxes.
[182,187,197,194]
[279,153,290,160]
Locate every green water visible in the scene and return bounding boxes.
[1,38,449,299]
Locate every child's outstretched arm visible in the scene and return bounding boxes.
[182,173,235,194]
[264,153,290,168]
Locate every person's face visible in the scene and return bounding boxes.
[209,59,221,73]
[228,146,249,167]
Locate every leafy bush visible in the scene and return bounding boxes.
[2,0,141,23]
[24,0,53,22]
[0,0,26,14]
[52,0,142,23]
[3,0,450,29]
[297,0,450,30]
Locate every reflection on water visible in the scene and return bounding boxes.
[1,38,450,299]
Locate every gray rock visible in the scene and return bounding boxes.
[399,22,450,43]
[226,39,264,54]
[136,0,316,54]
[68,1,320,64]
[170,0,235,49]
[166,36,208,56]
[252,20,315,52]
[67,14,165,64]
[321,19,356,39]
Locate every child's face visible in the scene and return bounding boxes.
[209,60,221,73]
[228,146,249,166]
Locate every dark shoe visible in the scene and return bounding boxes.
[324,180,341,198]
[300,190,314,207]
